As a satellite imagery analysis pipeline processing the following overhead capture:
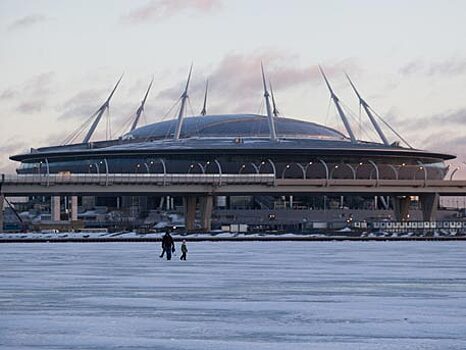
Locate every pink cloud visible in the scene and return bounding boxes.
[122,0,222,23]
[156,51,360,114]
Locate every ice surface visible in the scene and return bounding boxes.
[1,241,466,350]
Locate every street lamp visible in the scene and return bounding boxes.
[280,164,291,179]
[354,162,364,179]
[89,163,100,174]
[329,164,339,179]
[413,165,427,182]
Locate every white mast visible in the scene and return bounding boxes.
[269,81,279,117]
[345,74,389,145]
[83,75,123,143]
[261,63,277,141]
[200,80,208,116]
[130,77,153,132]
[318,66,356,143]
[174,64,193,140]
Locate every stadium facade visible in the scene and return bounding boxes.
[8,66,456,232]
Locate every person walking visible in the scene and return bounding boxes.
[161,232,175,260]
[159,243,166,258]
[180,240,188,261]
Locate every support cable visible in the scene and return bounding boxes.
[61,112,98,145]
[116,113,137,137]
[340,100,379,143]
[370,107,413,148]
[140,97,181,142]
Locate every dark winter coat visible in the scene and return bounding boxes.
[162,233,175,252]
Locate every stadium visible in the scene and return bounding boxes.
[6,66,456,232]
[10,67,454,180]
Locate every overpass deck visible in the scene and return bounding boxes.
[1,173,466,196]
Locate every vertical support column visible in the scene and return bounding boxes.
[0,194,4,231]
[51,196,61,222]
[379,196,390,210]
[70,196,78,221]
[199,195,213,232]
[183,196,197,232]
[393,196,410,221]
[420,193,439,221]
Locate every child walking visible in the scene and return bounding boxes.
[180,240,188,260]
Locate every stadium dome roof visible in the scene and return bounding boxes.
[126,114,347,141]
[10,113,455,163]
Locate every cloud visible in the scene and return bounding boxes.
[156,51,359,114]
[57,89,104,120]
[388,107,466,160]
[16,100,45,113]
[0,137,30,174]
[421,133,465,158]
[399,61,424,76]
[8,14,49,31]
[379,105,466,147]
[2,72,54,101]
[0,138,28,173]
[8,72,55,114]
[427,57,466,76]
[400,57,466,77]
[0,139,27,156]
[121,0,222,24]
[0,89,17,101]
[429,108,466,124]
[396,107,466,131]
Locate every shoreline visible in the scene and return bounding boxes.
[1,235,466,243]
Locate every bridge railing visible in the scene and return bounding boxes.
[1,173,277,186]
[2,173,466,189]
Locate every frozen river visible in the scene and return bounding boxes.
[1,242,466,350]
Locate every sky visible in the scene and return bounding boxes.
[0,0,465,177]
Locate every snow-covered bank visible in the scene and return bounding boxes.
[1,242,466,349]
[1,230,465,242]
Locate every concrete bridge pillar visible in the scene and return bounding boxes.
[51,196,61,222]
[199,195,213,232]
[420,193,439,221]
[166,196,173,210]
[393,196,410,221]
[0,194,4,231]
[70,196,78,221]
[183,196,197,232]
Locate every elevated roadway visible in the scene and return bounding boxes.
[2,173,465,231]
[1,173,466,196]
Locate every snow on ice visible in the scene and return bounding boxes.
[1,241,466,349]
